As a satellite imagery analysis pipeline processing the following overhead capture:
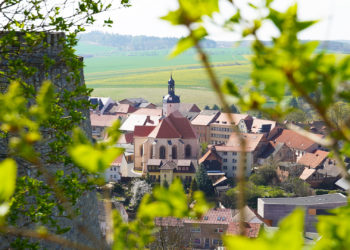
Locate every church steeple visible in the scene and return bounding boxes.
[163,74,180,116]
[168,74,175,95]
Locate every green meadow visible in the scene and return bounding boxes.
[77,42,252,107]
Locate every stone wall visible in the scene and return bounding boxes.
[0,32,105,249]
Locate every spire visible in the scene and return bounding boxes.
[168,73,175,94]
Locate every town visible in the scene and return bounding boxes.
[91,75,348,249]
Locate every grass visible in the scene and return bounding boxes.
[76,42,252,107]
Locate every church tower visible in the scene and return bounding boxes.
[163,74,180,116]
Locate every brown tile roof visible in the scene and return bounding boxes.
[215,133,264,152]
[183,208,235,225]
[214,113,252,126]
[155,217,184,227]
[199,147,222,164]
[160,161,177,170]
[179,103,201,113]
[226,222,261,238]
[133,108,163,116]
[250,119,276,133]
[191,113,217,126]
[90,114,122,127]
[177,159,192,166]
[213,176,227,186]
[273,129,322,151]
[134,126,156,137]
[297,150,329,168]
[115,104,136,114]
[299,168,316,180]
[147,159,163,166]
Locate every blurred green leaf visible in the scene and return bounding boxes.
[0,159,17,202]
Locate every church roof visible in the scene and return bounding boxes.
[146,111,197,139]
[163,93,180,104]
[148,117,181,138]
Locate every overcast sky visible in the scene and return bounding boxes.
[90,0,350,41]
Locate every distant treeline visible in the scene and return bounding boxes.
[78,31,216,51]
[79,31,350,53]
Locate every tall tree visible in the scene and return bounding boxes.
[195,165,214,196]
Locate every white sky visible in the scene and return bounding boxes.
[90,0,350,41]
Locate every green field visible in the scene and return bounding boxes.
[77,42,252,107]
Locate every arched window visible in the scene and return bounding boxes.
[159,146,166,159]
[140,145,143,156]
[150,146,153,159]
[172,146,177,159]
[185,144,191,158]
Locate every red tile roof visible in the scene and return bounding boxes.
[117,132,134,144]
[273,129,322,151]
[297,150,329,168]
[226,222,261,238]
[148,111,197,139]
[133,108,163,116]
[155,217,184,227]
[111,155,123,166]
[90,114,122,127]
[134,126,156,137]
[148,118,181,138]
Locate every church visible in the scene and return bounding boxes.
[133,76,200,184]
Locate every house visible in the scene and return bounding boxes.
[113,103,137,115]
[191,110,221,144]
[132,108,163,116]
[104,155,125,182]
[147,159,196,184]
[133,111,199,173]
[120,114,161,133]
[90,114,124,139]
[154,207,262,249]
[214,133,267,177]
[209,113,253,144]
[119,97,148,107]
[276,162,305,182]
[269,129,323,160]
[257,193,347,232]
[179,103,201,113]
[199,146,223,172]
[89,97,116,114]
[138,102,158,109]
[250,118,276,134]
[258,141,297,165]
[298,150,342,188]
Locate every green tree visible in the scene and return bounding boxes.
[212,104,220,110]
[162,179,169,188]
[195,165,214,197]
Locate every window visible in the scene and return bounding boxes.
[159,146,166,159]
[223,159,227,162]
[172,146,177,159]
[223,152,227,155]
[223,166,227,170]
[204,216,209,220]
[140,146,143,156]
[185,145,191,158]
[232,152,237,156]
[193,238,201,245]
[191,227,201,233]
[213,239,223,246]
[215,228,224,233]
[232,159,237,163]
[150,146,153,159]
